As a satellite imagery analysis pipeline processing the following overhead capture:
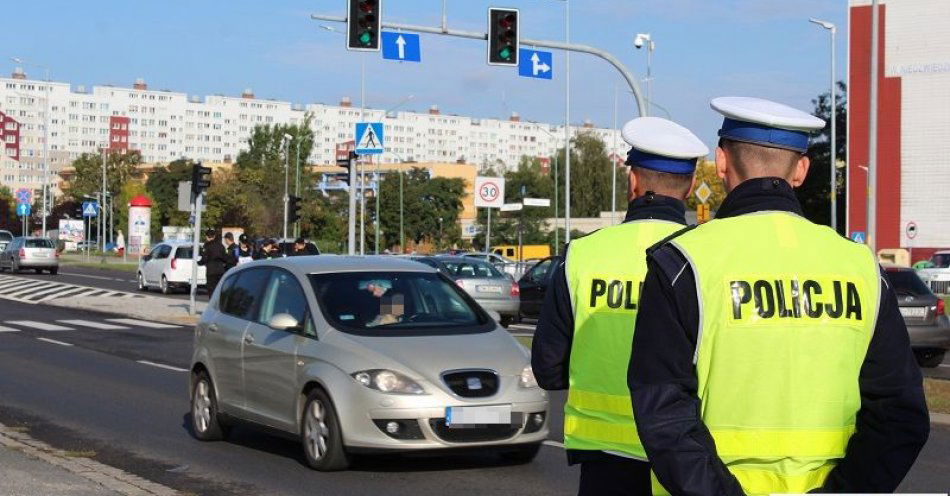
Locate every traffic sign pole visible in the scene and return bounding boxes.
[485,208,491,255]
[190,192,203,316]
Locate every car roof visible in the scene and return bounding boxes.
[242,255,437,274]
[159,240,196,246]
[935,251,950,255]
[432,255,493,263]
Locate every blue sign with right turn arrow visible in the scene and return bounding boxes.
[518,49,553,80]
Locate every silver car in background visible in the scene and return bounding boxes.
[0,230,12,253]
[412,256,521,327]
[190,256,548,471]
[0,237,59,274]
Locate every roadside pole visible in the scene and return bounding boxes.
[347,152,358,255]
[485,208,492,255]
[189,192,203,316]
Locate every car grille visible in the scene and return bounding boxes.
[930,280,950,295]
[428,419,520,443]
[441,370,499,398]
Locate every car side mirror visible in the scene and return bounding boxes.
[268,313,300,331]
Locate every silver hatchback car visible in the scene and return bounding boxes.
[0,237,59,274]
[189,256,548,471]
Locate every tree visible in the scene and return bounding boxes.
[554,132,626,218]
[67,150,143,233]
[684,160,727,212]
[799,81,847,231]
[376,167,465,251]
[145,159,193,229]
[0,186,16,232]
[473,157,555,249]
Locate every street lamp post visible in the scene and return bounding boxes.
[634,34,654,116]
[810,18,838,233]
[294,135,302,238]
[283,133,293,241]
[11,57,51,235]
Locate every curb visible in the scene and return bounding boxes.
[44,296,201,327]
[0,422,180,496]
[931,413,950,426]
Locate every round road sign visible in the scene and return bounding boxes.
[479,181,501,204]
[906,221,918,240]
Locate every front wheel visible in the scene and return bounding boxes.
[137,272,147,291]
[191,371,229,441]
[916,349,946,368]
[301,388,349,471]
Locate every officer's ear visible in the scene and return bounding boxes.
[627,168,637,202]
[715,146,728,181]
[789,154,810,188]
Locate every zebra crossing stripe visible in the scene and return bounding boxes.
[0,325,21,333]
[8,282,59,297]
[0,280,50,294]
[32,287,95,302]
[57,320,130,330]
[36,337,73,347]
[4,321,74,331]
[105,318,180,329]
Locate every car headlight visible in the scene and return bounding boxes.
[352,369,427,395]
[519,364,538,388]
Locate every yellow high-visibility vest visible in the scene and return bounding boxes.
[670,212,880,495]
[564,219,682,458]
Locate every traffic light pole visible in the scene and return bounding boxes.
[309,14,647,116]
[189,192,203,316]
[348,152,358,255]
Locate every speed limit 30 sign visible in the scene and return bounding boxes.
[474,176,505,209]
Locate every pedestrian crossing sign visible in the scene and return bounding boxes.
[354,122,384,155]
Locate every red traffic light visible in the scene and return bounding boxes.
[359,0,377,13]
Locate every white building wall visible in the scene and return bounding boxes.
[884,0,950,248]
[0,75,625,195]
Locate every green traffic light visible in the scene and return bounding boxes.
[359,31,372,45]
[499,47,512,60]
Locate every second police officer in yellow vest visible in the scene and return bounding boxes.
[532,116,708,495]
[628,97,930,495]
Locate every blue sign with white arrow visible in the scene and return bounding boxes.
[354,122,385,155]
[16,203,30,217]
[518,49,553,80]
[82,201,100,218]
[382,32,421,62]
[850,231,866,244]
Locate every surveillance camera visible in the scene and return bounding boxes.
[634,38,643,49]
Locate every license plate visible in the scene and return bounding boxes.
[900,307,927,318]
[476,285,503,294]
[445,405,512,427]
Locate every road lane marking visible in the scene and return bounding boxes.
[137,360,188,372]
[542,440,564,449]
[8,283,59,297]
[0,325,21,333]
[5,321,74,331]
[58,272,116,281]
[106,318,180,329]
[57,320,130,330]
[0,280,50,294]
[36,337,73,347]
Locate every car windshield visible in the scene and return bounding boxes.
[441,260,505,279]
[309,271,491,336]
[931,254,950,268]
[25,239,53,249]
[885,269,933,297]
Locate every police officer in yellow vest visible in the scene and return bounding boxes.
[532,116,708,495]
[628,97,930,495]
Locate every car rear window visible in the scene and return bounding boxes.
[175,246,194,259]
[0,232,12,242]
[442,260,505,279]
[309,271,491,336]
[25,239,53,248]
[932,254,950,268]
[884,269,932,297]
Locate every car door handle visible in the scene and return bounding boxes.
[244,334,254,344]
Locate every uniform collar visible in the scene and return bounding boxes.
[716,177,804,219]
[623,193,687,224]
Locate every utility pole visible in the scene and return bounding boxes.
[611,85,618,221]
[399,170,404,253]
[564,0,572,243]
[868,0,879,253]
[294,137,301,238]
[101,149,107,253]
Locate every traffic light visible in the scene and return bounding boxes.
[73,203,83,219]
[191,162,212,196]
[348,0,381,51]
[288,195,302,224]
[488,8,519,66]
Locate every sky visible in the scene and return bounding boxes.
[1,0,847,149]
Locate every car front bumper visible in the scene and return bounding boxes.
[909,315,950,350]
[337,380,549,452]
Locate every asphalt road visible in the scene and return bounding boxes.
[0,299,947,494]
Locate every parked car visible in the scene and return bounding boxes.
[412,256,520,327]
[0,237,59,274]
[883,265,950,368]
[517,256,562,321]
[916,250,950,295]
[189,256,548,471]
[0,230,13,252]
[276,238,321,257]
[462,252,529,279]
[137,240,206,294]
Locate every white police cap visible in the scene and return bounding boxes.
[711,96,825,152]
[621,117,708,175]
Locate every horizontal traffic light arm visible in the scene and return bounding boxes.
[310,12,647,116]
